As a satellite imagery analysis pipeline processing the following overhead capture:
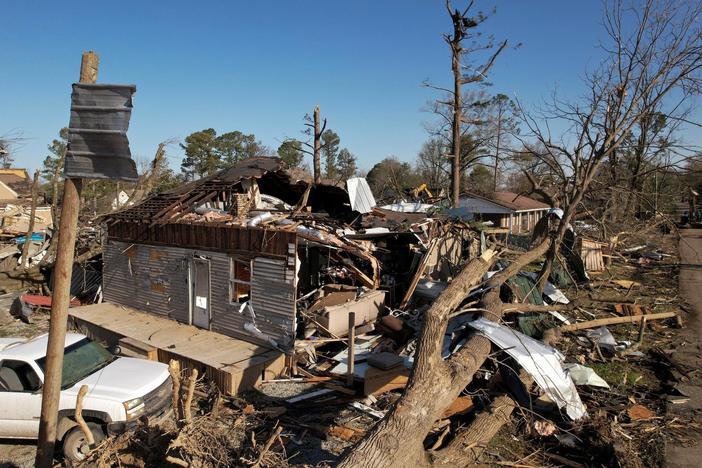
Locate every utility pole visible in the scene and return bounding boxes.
[35,51,97,468]
[313,105,322,184]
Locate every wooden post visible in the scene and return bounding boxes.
[313,105,321,184]
[35,50,97,468]
[19,170,40,268]
[347,312,356,387]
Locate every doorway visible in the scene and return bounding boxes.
[191,258,211,329]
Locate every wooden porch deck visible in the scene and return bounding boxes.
[68,303,285,395]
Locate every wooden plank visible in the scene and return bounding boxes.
[68,303,283,395]
[118,336,158,360]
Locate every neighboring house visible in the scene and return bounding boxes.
[0,205,53,234]
[0,168,30,197]
[0,180,18,201]
[458,191,551,234]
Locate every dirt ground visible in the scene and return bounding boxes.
[666,229,702,467]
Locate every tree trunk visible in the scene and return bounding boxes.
[493,108,503,192]
[339,250,497,468]
[450,40,462,208]
[435,371,531,466]
[537,173,594,291]
[313,105,321,184]
[340,241,552,467]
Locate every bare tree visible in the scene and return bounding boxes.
[415,138,450,190]
[340,1,702,465]
[126,139,176,206]
[420,92,494,186]
[475,94,520,191]
[520,0,702,288]
[438,1,506,207]
[302,105,327,184]
[0,131,26,168]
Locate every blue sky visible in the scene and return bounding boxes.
[2,0,678,176]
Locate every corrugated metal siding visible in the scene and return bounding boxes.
[108,222,295,257]
[65,83,138,181]
[103,240,190,322]
[104,239,297,351]
[250,257,296,349]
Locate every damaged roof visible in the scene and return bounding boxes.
[167,157,282,196]
[106,156,352,223]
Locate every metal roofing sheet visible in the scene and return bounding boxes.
[65,83,138,181]
[346,177,376,214]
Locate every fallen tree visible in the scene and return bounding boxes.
[339,240,552,467]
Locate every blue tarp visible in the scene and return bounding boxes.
[14,233,44,244]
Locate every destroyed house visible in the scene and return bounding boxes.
[0,168,31,198]
[101,157,470,353]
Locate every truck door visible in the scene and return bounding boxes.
[0,359,43,438]
[191,257,211,329]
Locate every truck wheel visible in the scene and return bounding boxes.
[62,422,105,463]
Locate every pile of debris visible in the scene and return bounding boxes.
[0,203,53,270]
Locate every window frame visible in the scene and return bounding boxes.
[229,257,252,305]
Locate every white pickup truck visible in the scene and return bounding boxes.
[0,333,172,462]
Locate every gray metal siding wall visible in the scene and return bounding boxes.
[250,257,296,348]
[104,239,297,350]
[103,240,190,322]
[210,254,296,350]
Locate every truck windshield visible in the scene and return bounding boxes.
[36,338,116,389]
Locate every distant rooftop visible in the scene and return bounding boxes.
[462,191,551,212]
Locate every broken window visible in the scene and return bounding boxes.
[229,257,251,304]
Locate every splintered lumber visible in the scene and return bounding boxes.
[364,366,410,396]
[441,396,474,418]
[347,312,356,387]
[329,425,366,441]
[559,311,678,332]
[399,238,438,310]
